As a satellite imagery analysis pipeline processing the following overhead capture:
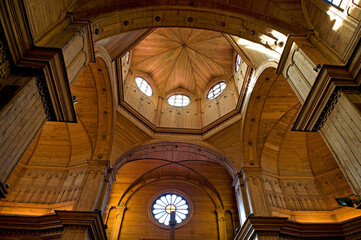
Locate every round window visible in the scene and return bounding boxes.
[152,193,190,226]
[135,76,153,96]
[167,94,191,107]
[207,81,226,99]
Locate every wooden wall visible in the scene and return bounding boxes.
[119,181,218,240]
[105,159,238,240]
[0,76,47,191]
[305,0,361,61]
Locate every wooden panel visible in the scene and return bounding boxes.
[96,28,154,60]
[119,181,218,240]
[0,77,46,185]
[23,0,76,41]
[306,0,361,61]
[320,93,361,195]
[131,28,233,97]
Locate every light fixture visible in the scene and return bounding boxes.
[335,194,361,209]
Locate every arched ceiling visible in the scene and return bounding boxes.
[130,28,234,97]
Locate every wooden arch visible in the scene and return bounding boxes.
[118,174,224,210]
[113,142,238,178]
[76,2,308,49]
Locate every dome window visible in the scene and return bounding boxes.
[135,76,153,96]
[167,94,191,107]
[207,81,226,100]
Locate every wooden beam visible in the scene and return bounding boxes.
[223,33,256,70]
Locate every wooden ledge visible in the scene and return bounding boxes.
[0,210,107,239]
[235,216,361,240]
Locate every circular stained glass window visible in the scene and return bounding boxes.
[152,193,190,226]
[207,81,226,99]
[167,94,190,107]
[135,76,153,97]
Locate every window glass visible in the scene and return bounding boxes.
[235,54,242,72]
[135,76,153,96]
[167,94,191,107]
[152,193,190,226]
[326,0,347,10]
[207,81,226,99]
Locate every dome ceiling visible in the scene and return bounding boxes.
[130,28,234,97]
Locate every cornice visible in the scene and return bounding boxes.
[0,0,79,122]
[0,211,107,240]
[235,216,361,240]
[292,37,361,132]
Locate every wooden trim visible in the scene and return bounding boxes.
[235,216,361,240]
[0,182,8,198]
[0,0,77,122]
[222,33,256,70]
[292,38,361,132]
[0,211,107,240]
[116,60,253,135]
[275,35,295,74]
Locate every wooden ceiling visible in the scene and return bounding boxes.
[130,28,234,97]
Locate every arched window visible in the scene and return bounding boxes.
[235,53,242,72]
[167,94,191,107]
[207,81,226,99]
[135,76,153,96]
[152,193,190,226]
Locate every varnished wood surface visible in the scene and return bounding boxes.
[131,27,234,97]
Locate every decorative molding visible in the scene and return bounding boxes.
[113,142,237,178]
[235,216,361,240]
[0,211,107,240]
[0,0,77,122]
[35,74,56,120]
[116,57,253,135]
[292,37,361,132]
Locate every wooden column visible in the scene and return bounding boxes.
[289,38,361,197]
[241,168,270,216]
[276,34,341,103]
[0,0,78,197]
[233,174,250,226]
[35,14,95,86]
[110,205,127,240]
[320,90,361,195]
[95,168,115,215]
[74,161,109,211]
[0,77,47,197]
[155,96,164,125]
[216,209,227,240]
[196,98,203,128]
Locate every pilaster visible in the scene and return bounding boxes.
[215,209,227,240]
[240,167,271,216]
[110,205,127,240]
[74,161,109,211]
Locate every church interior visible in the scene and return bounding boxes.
[0,0,361,239]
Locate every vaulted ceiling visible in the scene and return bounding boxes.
[131,28,234,97]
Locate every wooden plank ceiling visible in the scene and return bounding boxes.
[130,28,234,97]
